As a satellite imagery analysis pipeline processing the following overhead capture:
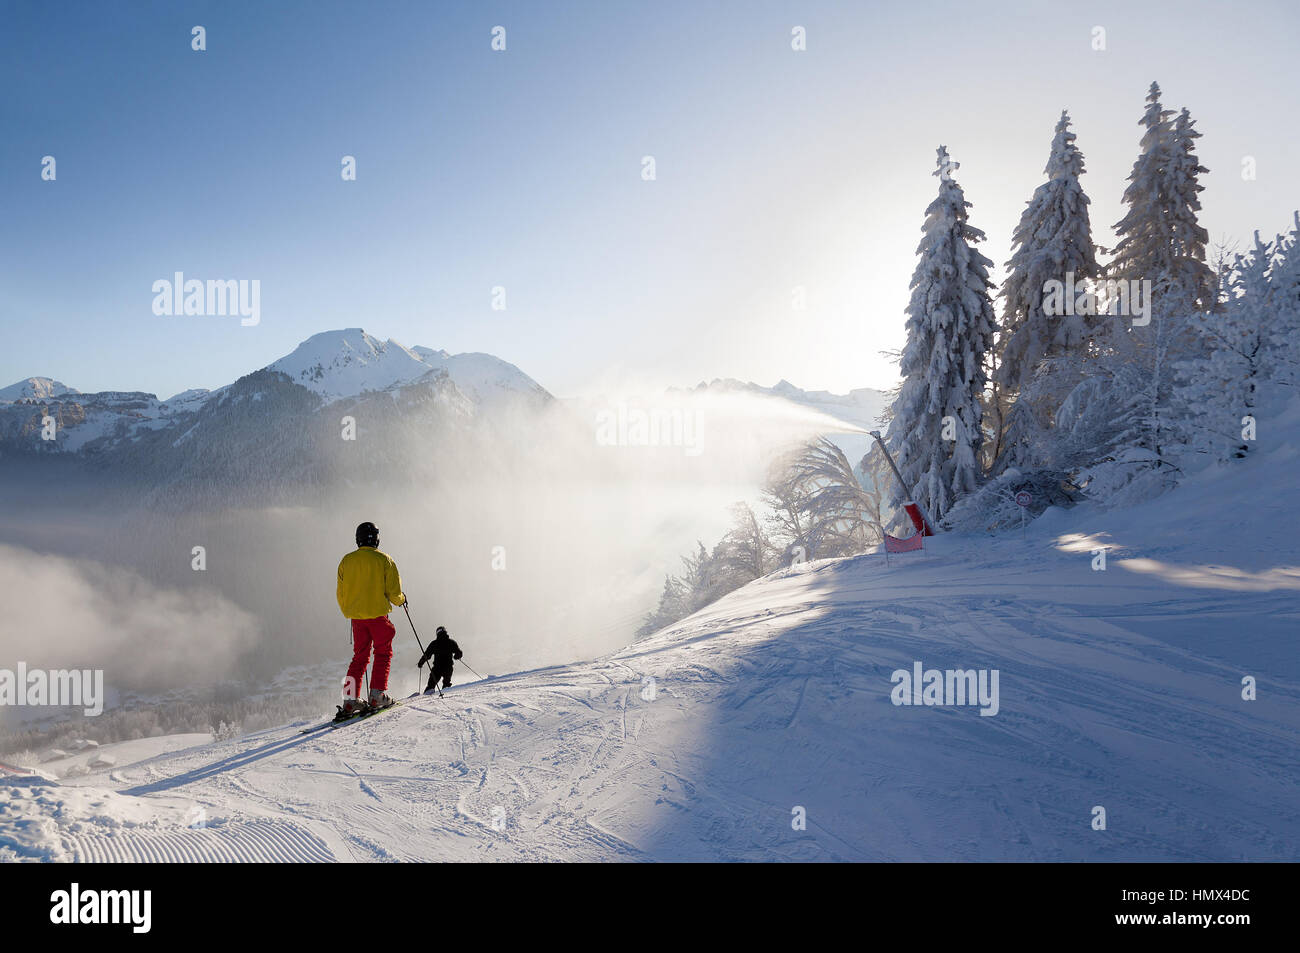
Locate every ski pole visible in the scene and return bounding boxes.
[402,601,429,694]
[402,601,427,662]
[459,659,487,682]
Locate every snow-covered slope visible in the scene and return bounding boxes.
[160,388,213,412]
[26,734,215,781]
[3,410,1296,862]
[410,346,551,407]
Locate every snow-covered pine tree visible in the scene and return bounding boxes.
[637,542,723,636]
[1164,108,1217,313]
[715,502,777,581]
[1108,85,1174,282]
[1266,211,1300,386]
[993,111,1100,472]
[638,573,690,636]
[884,146,997,523]
[997,111,1101,394]
[1106,89,1213,338]
[1177,232,1277,459]
[1058,84,1214,504]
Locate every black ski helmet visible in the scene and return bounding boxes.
[356,521,379,548]
[436,626,448,639]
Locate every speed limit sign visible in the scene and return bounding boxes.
[1014,491,1032,508]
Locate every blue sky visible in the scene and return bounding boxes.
[3,0,1298,399]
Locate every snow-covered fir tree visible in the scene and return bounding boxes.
[1109,85,1173,277]
[1163,107,1217,312]
[1266,211,1300,386]
[1177,231,1276,458]
[884,146,997,523]
[1056,84,1214,504]
[1108,85,1214,325]
[996,111,1100,394]
[993,111,1100,472]
[1178,211,1300,461]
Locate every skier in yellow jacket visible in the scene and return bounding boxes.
[337,521,406,714]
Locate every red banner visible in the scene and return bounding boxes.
[884,532,924,553]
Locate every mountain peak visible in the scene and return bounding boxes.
[266,328,549,405]
[0,377,80,403]
[267,329,434,400]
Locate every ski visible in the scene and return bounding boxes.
[298,694,416,735]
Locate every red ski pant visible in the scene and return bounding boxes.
[344,616,396,698]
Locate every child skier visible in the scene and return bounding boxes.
[419,626,463,694]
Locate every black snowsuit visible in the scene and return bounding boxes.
[419,631,462,692]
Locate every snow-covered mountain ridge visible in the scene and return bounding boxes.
[0,329,550,460]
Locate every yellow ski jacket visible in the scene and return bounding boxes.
[336,546,406,620]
